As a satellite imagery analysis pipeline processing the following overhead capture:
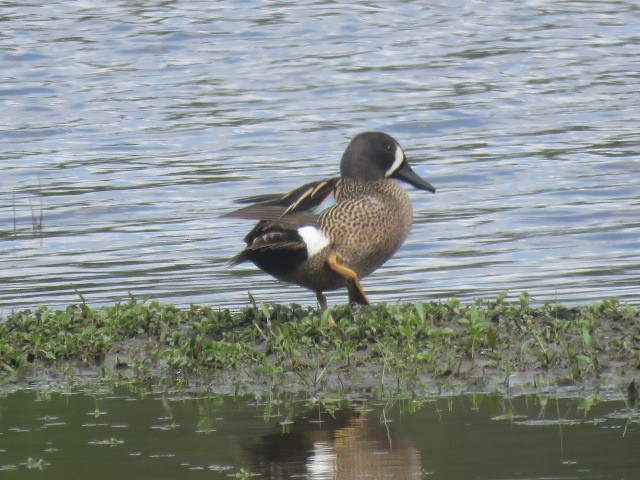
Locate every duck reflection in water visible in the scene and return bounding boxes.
[245,408,422,479]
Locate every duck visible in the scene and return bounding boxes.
[223,131,436,320]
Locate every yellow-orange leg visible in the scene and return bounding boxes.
[326,252,370,306]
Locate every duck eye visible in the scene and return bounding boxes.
[385,144,393,151]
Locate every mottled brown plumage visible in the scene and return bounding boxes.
[283,178,414,294]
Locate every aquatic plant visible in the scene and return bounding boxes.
[0,294,638,395]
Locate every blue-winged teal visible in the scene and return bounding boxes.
[223,131,436,317]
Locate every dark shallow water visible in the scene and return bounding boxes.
[0,386,638,479]
[1,1,639,312]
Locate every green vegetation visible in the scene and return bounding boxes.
[1,293,638,394]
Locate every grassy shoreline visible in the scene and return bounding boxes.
[1,293,638,398]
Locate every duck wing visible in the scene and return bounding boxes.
[224,178,340,270]
[223,178,339,220]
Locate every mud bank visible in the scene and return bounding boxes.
[1,294,639,399]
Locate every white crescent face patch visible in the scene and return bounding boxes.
[297,226,331,258]
[384,145,405,177]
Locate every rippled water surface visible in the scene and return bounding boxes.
[2,1,639,311]
[0,387,639,479]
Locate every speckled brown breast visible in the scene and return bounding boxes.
[279,178,414,292]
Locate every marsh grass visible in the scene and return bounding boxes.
[10,179,44,239]
[1,293,638,395]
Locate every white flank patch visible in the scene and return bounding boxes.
[298,226,330,258]
[384,145,405,177]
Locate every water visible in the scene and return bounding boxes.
[0,386,638,479]
[1,1,639,312]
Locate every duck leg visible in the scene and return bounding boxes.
[316,291,328,310]
[315,291,336,325]
[326,252,370,306]
[346,280,370,305]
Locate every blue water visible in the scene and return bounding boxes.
[1,1,639,312]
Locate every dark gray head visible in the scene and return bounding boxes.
[340,132,436,192]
